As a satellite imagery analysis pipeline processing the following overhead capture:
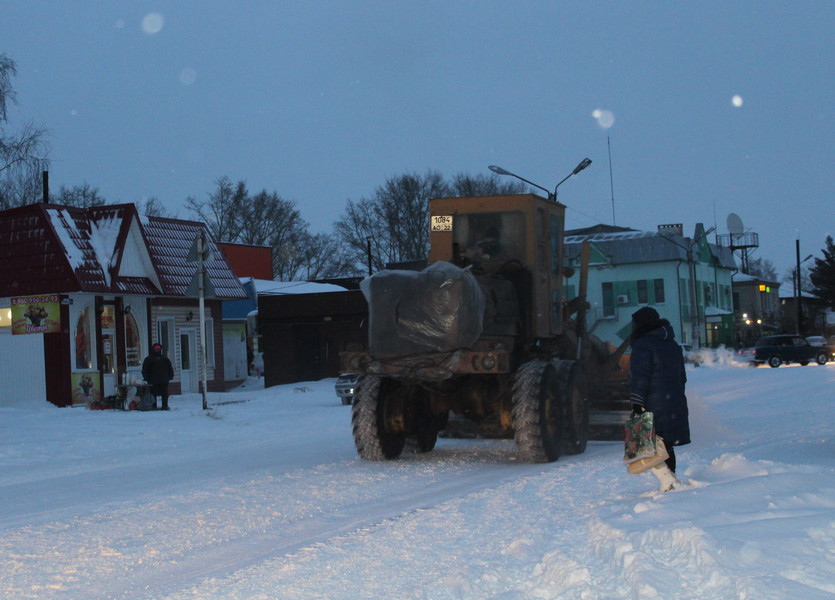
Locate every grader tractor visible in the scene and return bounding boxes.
[341,193,629,462]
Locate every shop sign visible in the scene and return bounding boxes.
[11,294,61,335]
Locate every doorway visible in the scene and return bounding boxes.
[179,329,198,393]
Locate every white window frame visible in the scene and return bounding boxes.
[156,317,176,359]
[203,317,215,368]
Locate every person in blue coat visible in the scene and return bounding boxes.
[629,306,691,491]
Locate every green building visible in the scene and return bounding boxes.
[563,223,737,349]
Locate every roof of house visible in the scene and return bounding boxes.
[247,278,348,295]
[732,272,781,286]
[0,203,246,300]
[564,226,737,269]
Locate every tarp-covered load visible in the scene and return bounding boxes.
[361,262,485,356]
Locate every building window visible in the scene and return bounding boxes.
[157,317,176,358]
[125,313,141,367]
[75,306,92,369]
[602,282,614,317]
[637,280,648,304]
[654,279,665,304]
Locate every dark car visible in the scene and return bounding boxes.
[749,334,829,368]
[335,373,360,405]
[806,336,835,362]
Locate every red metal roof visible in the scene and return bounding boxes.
[141,216,247,299]
[0,203,246,300]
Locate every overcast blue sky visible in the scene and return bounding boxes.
[4,1,833,277]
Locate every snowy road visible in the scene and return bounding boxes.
[2,359,834,599]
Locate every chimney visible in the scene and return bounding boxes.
[42,171,49,204]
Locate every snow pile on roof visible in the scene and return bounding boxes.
[46,208,86,272]
[250,279,348,295]
[87,214,123,287]
[565,230,656,243]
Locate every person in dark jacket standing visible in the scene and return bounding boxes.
[629,306,691,491]
[142,343,174,410]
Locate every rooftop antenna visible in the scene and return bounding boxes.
[607,134,615,225]
[715,212,759,274]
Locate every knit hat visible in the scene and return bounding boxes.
[152,343,163,352]
[631,306,660,328]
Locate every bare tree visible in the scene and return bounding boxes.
[53,183,106,208]
[334,197,387,275]
[185,176,248,243]
[188,177,345,281]
[0,54,51,208]
[335,170,530,275]
[747,257,778,281]
[136,196,174,218]
[335,171,448,274]
[449,172,528,197]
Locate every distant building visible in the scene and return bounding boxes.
[0,203,247,407]
[732,272,781,346]
[563,223,737,349]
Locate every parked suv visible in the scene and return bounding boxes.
[750,334,829,368]
[806,336,835,362]
[335,373,360,405]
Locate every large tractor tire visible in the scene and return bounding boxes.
[512,360,562,463]
[351,376,405,460]
[553,359,589,456]
[405,428,439,454]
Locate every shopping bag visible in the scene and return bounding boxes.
[624,411,670,474]
[626,436,669,474]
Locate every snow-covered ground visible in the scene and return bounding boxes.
[1,353,833,600]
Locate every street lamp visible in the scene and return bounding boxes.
[489,158,592,202]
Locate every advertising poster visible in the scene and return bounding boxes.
[11,295,61,335]
[71,372,100,406]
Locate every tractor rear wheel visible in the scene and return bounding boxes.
[554,360,589,456]
[512,360,562,463]
[351,376,405,460]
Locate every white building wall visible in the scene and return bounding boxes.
[0,329,47,407]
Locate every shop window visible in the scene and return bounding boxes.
[100,305,115,329]
[125,313,141,367]
[157,318,176,357]
[75,306,92,369]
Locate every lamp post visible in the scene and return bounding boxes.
[489,158,592,202]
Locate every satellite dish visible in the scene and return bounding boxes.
[727,213,744,235]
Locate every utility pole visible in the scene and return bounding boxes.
[186,229,215,410]
[197,229,208,410]
[659,226,715,348]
